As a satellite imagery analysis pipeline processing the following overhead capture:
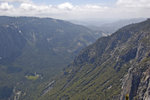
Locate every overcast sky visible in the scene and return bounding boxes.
[0,0,150,20]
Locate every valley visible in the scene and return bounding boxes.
[39,19,150,100]
[0,16,150,100]
[0,0,150,99]
[0,16,100,100]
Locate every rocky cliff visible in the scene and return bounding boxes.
[40,19,150,100]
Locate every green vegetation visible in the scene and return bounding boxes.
[39,19,150,100]
[0,16,99,100]
[0,86,13,99]
[0,17,150,100]
[25,75,39,81]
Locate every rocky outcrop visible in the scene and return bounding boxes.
[120,30,150,100]
[40,19,150,100]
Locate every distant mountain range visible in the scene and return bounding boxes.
[1,16,150,100]
[40,19,150,100]
[0,16,100,100]
[96,18,146,34]
[72,18,146,35]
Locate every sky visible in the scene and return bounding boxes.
[0,0,150,21]
[31,0,117,5]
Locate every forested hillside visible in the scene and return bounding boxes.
[0,16,99,100]
[40,19,150,100]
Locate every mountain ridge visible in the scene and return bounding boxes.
[0,16,100,100]
[40,19,150,100]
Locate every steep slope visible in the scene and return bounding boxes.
[0,16,99,100]
[40,19,150,100]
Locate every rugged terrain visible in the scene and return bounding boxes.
[0,16,99,100]
[40,19,150,100]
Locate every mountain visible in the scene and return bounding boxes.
[0,16,99,100]
[87,18,146,35]
[40,19,150,100]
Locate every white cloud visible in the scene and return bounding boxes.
[117,0,150,8]
[20,3,37,10]
[0,2,14,10]
[114,0,150,19]
[57,2,73,10]
[0,2,108,20]
[0,0,31,3]
[0,0,150,20]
